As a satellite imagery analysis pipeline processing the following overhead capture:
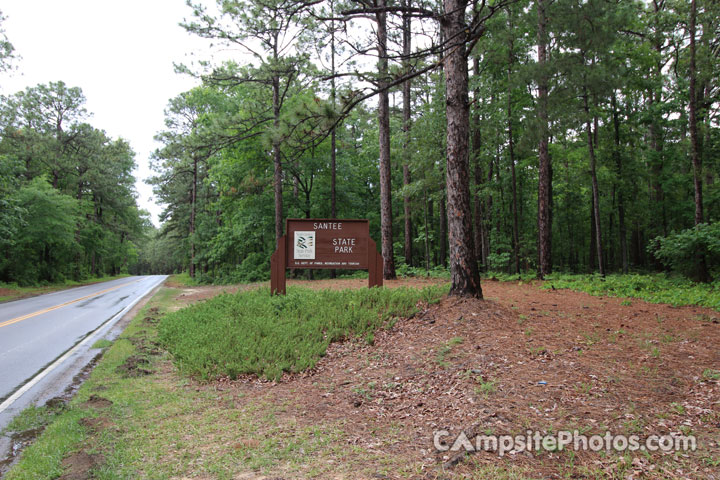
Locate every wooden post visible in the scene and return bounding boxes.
[368,238,383,288]
[270,235,287,295]
[376,248,384,287]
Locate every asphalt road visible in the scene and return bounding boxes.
[0,275,167,410]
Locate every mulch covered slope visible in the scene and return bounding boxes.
[213,278,720,478]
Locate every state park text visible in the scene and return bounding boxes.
[270,219,384,294]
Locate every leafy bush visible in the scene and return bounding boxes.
[159,285,447,381]
[396,263,450,278]
[232,252,270,282]
[649,223,720,281]
[487,252,511,271]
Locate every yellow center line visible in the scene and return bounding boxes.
[0,279,141,329]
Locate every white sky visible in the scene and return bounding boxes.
[0,0,214,225]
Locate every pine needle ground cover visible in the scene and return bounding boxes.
[158,285,447,381]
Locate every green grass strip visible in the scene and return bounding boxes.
[4,408,87,480]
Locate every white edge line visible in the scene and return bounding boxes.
[0,276,167,415]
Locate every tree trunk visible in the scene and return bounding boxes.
[330,0,337,278]
[689,0,703,226]
[429,197,436,265]
[507,32,520,275]
[402,1,413,267]
[272,75,283,247]
[439,191,447,267]
[189,156,197,278]
[377,0,396,279]
[484,147,493,265]
[442,0,482,298]
[536,0,552,278]
[688,0,708,282]
[472,58,486,268]
[584,87,604,276]
[424,188,431,273]
[612,93,628,273]
[330,0,337,220]
[650,0,667,236]
[589,195,596,272]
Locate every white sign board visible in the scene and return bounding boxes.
[293,231,315,259]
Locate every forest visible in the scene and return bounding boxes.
[0,80,148,285]
[0,8,151,286]
[2,0,719,294]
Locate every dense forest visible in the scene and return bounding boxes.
[0,80,149,285]
[141,0,719,292]
[0,12,150,286]
[2,1,719,295]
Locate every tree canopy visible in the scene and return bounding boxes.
[0,81,149,284]
[2,0,719,290]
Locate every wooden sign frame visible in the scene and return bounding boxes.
[270,219,384,295]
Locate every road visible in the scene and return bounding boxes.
[0,275,167,421]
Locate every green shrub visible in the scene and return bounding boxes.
[649,222,720,281]
[487,252,511,271]
[396,263,450,278]
[543,273,720,311]
[159,285,447,381]
[233,252,270,282]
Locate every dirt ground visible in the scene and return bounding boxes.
[190,278,720,478]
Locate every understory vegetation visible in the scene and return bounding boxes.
[159,285,447,380]
[485,270,720,311]
[542,273,720,311]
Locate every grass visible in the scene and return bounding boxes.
[159,284,447,381]
[4,284,450,479]
[475,378,497,396]
[6,278,712,479]
[3,404,65,435]
[1,289,179,480]
[435,337,464,368]
[541,273,720,311]
[4,409,87,479]
[484,271,539,283]
[164,272,201,287]
[484,271,720,311]
[0,274,131,303]
[91,339,113,349]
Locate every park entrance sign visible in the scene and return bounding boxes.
[270,219,384,295]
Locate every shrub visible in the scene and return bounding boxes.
[543,273,720,311]
[396,263,450,278]
[159,285,447,381]
[649,223,720,281]
[487,252,511,272]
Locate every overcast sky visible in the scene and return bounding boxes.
[1,0,215,225]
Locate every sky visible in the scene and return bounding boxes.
[0,0,215,225]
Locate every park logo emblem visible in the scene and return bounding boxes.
[294,231,315,259]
